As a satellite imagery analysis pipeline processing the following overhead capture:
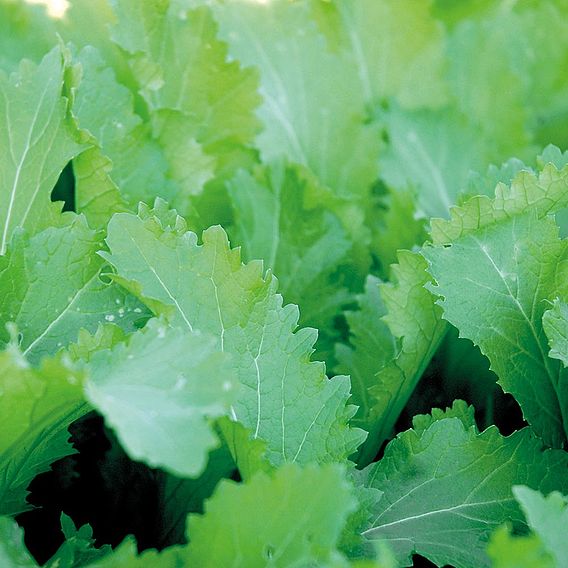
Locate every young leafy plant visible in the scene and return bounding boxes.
[2,1,568,567]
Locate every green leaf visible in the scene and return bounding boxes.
[0,345,88,515]
[466,157,529,200]
[102,203,365,467]
[212,0,380,204]
[227,161,352,335]
[430,0,495,28]
[0,1,57,74]
[430,162,568,245]
[538,144,568,171]
[346,251,446,465]
[0,216,144,364]
[335,275,395,446]
[67,324,130,363]
[543,298,568,368]
[511,3,568,150]
[371,187,427,276]
[360,405,568,568]
[486,525,554,568]
[377,105,488,219]
[46,514,112,568]
[446,15,529,159]
[71,46,172,226]
[85,319,236,477]
[86,537,182,568]
[311,0,448,108]
[110,0,261,204]
[57,0,138,96]
[0,517,37,567]
[410,398,476,435]
[155,443,236,548]
[184,464,358,567]
[424,212,568,447]
[424,161,568,446]
[216,417,270,482]
[0,46,86,256]
[512,486,568,568]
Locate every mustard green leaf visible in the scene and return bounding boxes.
[0,216,144,364]
[360,408,568,568]
[512,486,568,568]
[212,0,380,205]
[110,0,261,203]
[446,16,529,159]
[71,46,171,226]
[67,324,130,363]
[185,464,358,568]
[227,161,352,335]
[378,105,487,219]
[45,514,112,568]
[425,212,568,447]
[155,443,236,548]
[335,276,395,451]
[0,346,88,515]
[0,46,86,255]
[357,252,446,465]
[543,299,568,368]
[84,537,182,568]
[101,203,365,467]
[216,417,270,482]
[0,517,37,567]
[311,0,448,108]
[487,524,554,568]
[85,319,236,477]
[371,187,427,276]
[430,162,568,245]
[0,0,57,74]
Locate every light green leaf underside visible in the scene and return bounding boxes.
[0,346,87,516]
[424,212,568,447]
[0,216,144,364]
[361,404,568,568]
[185,464,358,568]
[102,203,365,467]
[85,319,236,477]
[0,46,85,256]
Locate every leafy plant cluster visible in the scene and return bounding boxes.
[2,0,568,566]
